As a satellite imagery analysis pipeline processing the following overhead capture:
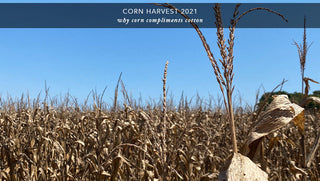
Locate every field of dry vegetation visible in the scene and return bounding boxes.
[1,3,320,181]
[0,90,319,180]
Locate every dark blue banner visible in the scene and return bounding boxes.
[0,3,318,28]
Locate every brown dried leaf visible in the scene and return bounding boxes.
[111,154,123,181]
[266,136,281,154]
[300,96,320,107]
[101,171,111,176]
[1,168,10,180]
[172,168,183,180]
[266,134,296,154]
[292,108,305,133]
[200,173,217,181]
[288,160,308,179]
[303,77,319,96]
[243,95,304,155]
[75,140,85,146]
[218,153,268,181]
[306,133,320,168]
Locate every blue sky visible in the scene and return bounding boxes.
[1,0,320,107]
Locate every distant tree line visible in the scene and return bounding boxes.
[259,90,320,110]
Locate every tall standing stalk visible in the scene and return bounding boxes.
[153,3,287,155]
[294,16,313,170]
[162,61,169,180]
[294,16,308,98]
[214,3,238,153]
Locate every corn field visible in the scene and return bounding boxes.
[0,92,319,180]
[1,3,320,181]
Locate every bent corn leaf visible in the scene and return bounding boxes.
[243,95,304,156]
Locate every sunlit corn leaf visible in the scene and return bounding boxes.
[200,173,217,181]
[243,95,304,156]
[53,141,65,155]
[38,168,47,181]
[1,168,10,180]
[42,136,52,144]
[288,160,308,179]
[75,140,85,146]
[291,106,305,134]
[101,171,111,177]
[111,154,123,181]
[30,139,35,148]
[169,166,183,180]
[218,153,268,181]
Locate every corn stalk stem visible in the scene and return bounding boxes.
[227,90,237,153]
[162,61,169,180]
